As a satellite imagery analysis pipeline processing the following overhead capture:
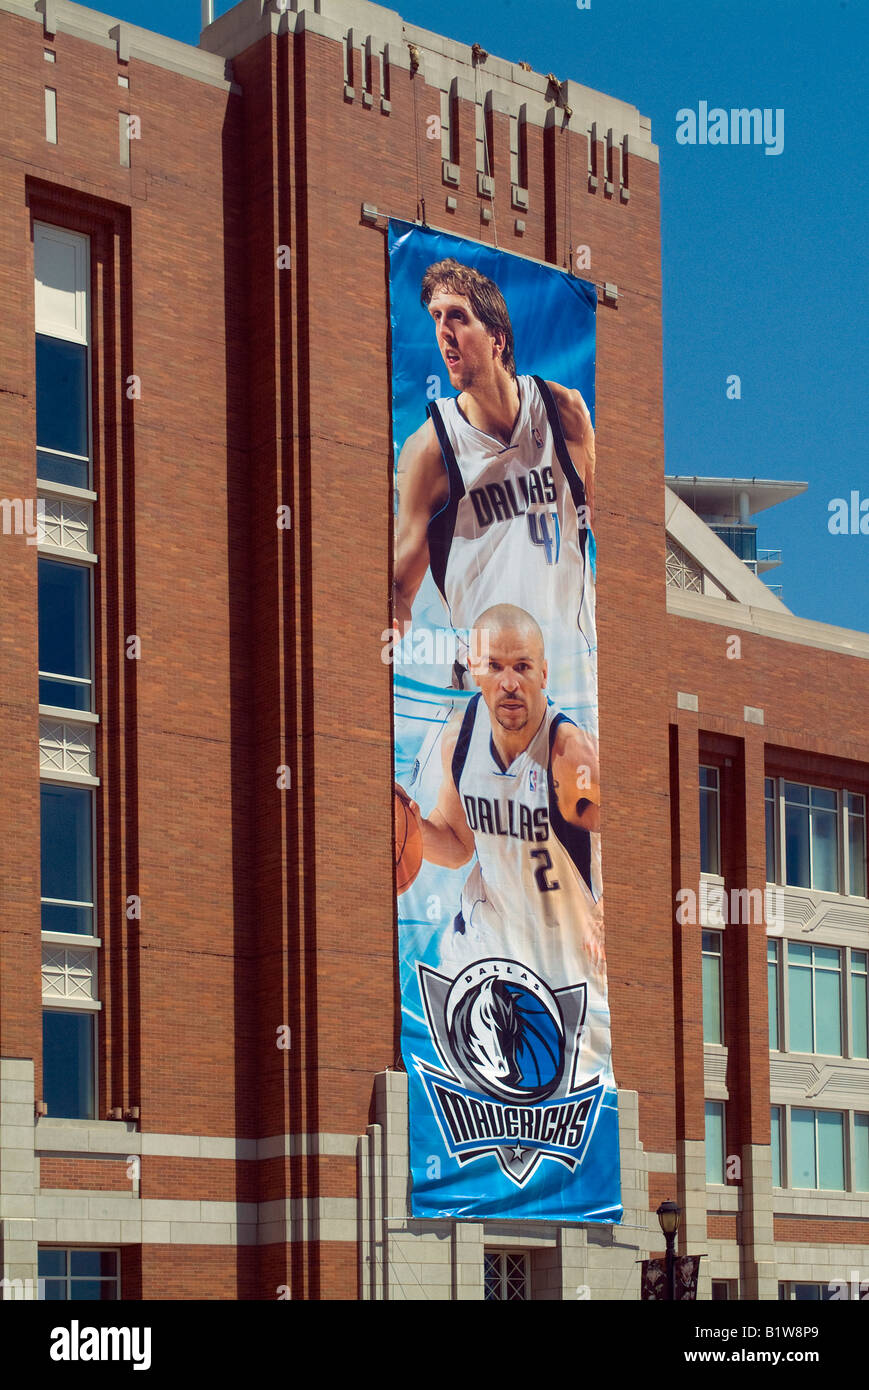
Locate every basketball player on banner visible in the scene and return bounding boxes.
[395,605,604,993]
[392,258,596,698]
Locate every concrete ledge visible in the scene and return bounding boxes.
[668,588,869,661]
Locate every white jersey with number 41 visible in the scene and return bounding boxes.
[426,374,596,685]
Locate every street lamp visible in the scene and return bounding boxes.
[656,1199,681,1301]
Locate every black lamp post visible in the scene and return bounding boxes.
[656,1199,681,1301]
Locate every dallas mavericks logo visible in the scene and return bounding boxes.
[415,959,606,1186]
[448,972,564,1103]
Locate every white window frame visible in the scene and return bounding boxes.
[771,940,867,1060]
[766,777,867,900]
[772,1105,869,1193]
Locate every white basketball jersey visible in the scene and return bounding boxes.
[439,693,603,992]
[427,375,595,666]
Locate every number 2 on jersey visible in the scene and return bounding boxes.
[528,510,561,565]
[531,848,560,893]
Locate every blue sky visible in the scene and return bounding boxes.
[110,0,868,632]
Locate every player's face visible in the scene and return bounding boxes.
[427,290,503,390]
[470,630,548,733]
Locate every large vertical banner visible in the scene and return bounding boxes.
[389,220,621,1222]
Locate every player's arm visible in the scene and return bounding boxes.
[393,419,449,634]
[545,380,596,525]
[551,723,601,832]
[399,720,476,869]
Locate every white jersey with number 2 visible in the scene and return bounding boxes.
[439,692,603,992]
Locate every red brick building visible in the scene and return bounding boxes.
[0,0,867,1301]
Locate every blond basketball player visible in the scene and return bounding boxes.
[392,260,596,680]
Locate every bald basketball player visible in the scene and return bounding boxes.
[392,260,596,664]
[396,605,604,986]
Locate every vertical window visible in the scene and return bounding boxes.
[39,1249,119,1300]
[817,1111,845,1189]
[846,792,867,898]
[711,1280,737,1300]
[40,784,94,935]
[42,1010,95,1119]
[484,1251,528,1301]
[701,931,723,1044]
[784,782,838,893]
[855,1115,869,1192]
[791,1109,845,1190]
[851,951,869,1059]
[771,1106,782,1186]
[765,777,777,881]
[699,766,721,875]
[35,225,100,1124]
[768,939,781,1049]
[34,224,90,488]
[787,942,842,1055]
[38,558,92,711]
[791,1107,814,1188]
[705,1101,725,1184]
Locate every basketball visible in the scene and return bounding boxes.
[394,787,423,894]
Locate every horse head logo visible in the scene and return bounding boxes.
[446,965,565,1103]
[452,978,522,1090]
